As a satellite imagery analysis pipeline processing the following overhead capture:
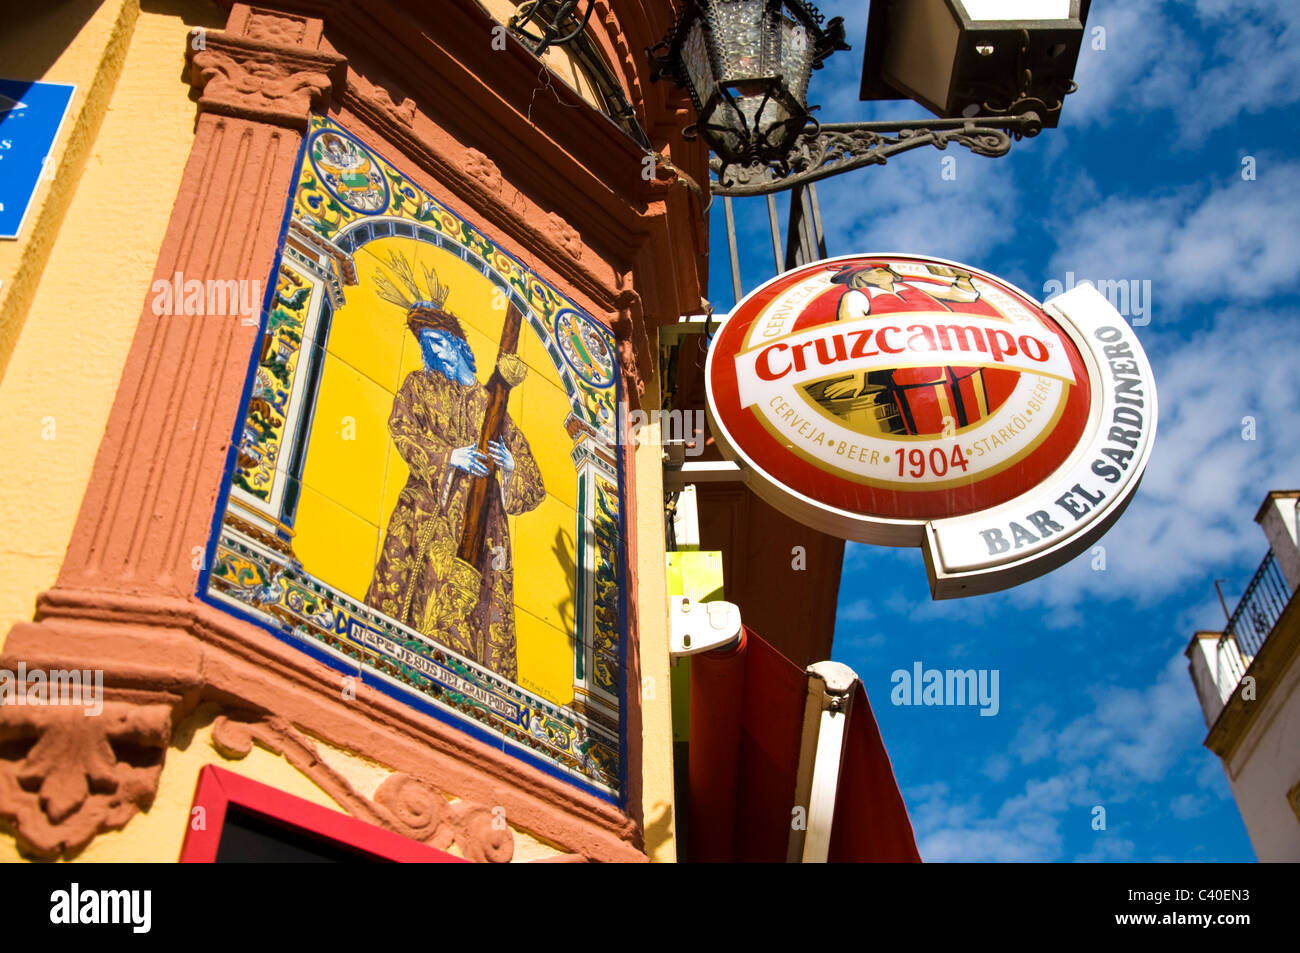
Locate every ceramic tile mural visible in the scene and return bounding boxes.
[200,115,626,801]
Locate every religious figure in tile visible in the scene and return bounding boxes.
[365,253,544,679]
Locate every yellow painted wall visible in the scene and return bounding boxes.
[636,365,677,862]
[0,0,225,628]
[0,0,231,864]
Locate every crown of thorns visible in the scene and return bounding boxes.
[371,251,465,338]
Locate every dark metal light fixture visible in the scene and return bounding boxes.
[649,0,850,171]
[507,0,652,148]
[649,1,1088,196]
[508,0,597,57]
[860,0,1091,128]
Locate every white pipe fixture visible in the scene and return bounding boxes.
[668,595,743,660]
[671,484,701,550]
[789,660,860,863]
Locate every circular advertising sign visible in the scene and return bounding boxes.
[705,254,1157,598]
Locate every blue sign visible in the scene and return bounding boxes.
[0,79,75,240]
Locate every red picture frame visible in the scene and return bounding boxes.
[179,765,467,863]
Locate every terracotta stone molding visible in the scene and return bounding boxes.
[612,287,651,407]
[264,0,707,386]
[0,42,303,854]
[336,96,624,320]
[211,712,559,862]
[347,69,417,128]
[463,147,505,194]
[187,5,347,131]
[0,696,173,859]
[201,1,710,329]
[189,38,341,130]
[5,586,641,860]
[546,211,585,262]
[234,4,320,46]
[327,0,702,318]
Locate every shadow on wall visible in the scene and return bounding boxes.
[3,0,225,90]
[550,525,577,652]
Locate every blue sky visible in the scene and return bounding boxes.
[707,0,1300,861]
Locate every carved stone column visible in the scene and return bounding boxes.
[0,4,343,859]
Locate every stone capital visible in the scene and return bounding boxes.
[187,30,346,130]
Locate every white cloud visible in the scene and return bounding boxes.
[1075,835,1137,862]
[1170,792,1208,819]
[838,297,1300,620]
[816,164,1300,623]
[1052,656,1202,788]
[1009,705,1057,764]
[799,0,1300,150]
[907,655,1227,860]
[814,145,1022,263]
[1196,756,1233,799]
[1067,1,1300,141]
[1047,161,1300,314]
[837,599,875,622]
[983,753,1014,782]
[1067,0,1196,127]
[907,781,1064,861]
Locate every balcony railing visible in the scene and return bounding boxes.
[1216,549,1292,691]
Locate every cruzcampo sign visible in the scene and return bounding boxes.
[705,254,1156,598]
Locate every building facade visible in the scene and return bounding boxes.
[1187,490,1300,862]
[0,0,712,863]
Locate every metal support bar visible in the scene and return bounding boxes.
[723,194,743,304]
[807,181,827,259]
[785,183,827,269]
[658,311,725,346]
[663,460,747,491]
[765,192,785,274]
[711,112,1043,197]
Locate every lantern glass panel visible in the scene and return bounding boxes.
[776,15,813,104]
[707,97,748,158]
[958,0,1071,20]
[758,98,798,152]
[681,17,716,109]
[713,0,767,82]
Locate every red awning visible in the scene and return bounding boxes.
[687,627,920,863]
[828,682,923,862]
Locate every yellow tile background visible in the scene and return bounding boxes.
[298,351,397,527]
[515,606,577,707]
[508,493,582,635]
[291,482,380,604]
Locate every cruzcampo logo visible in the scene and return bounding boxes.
[705,254,1156,598]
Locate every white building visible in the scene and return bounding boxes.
[1186,490,1300,861]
